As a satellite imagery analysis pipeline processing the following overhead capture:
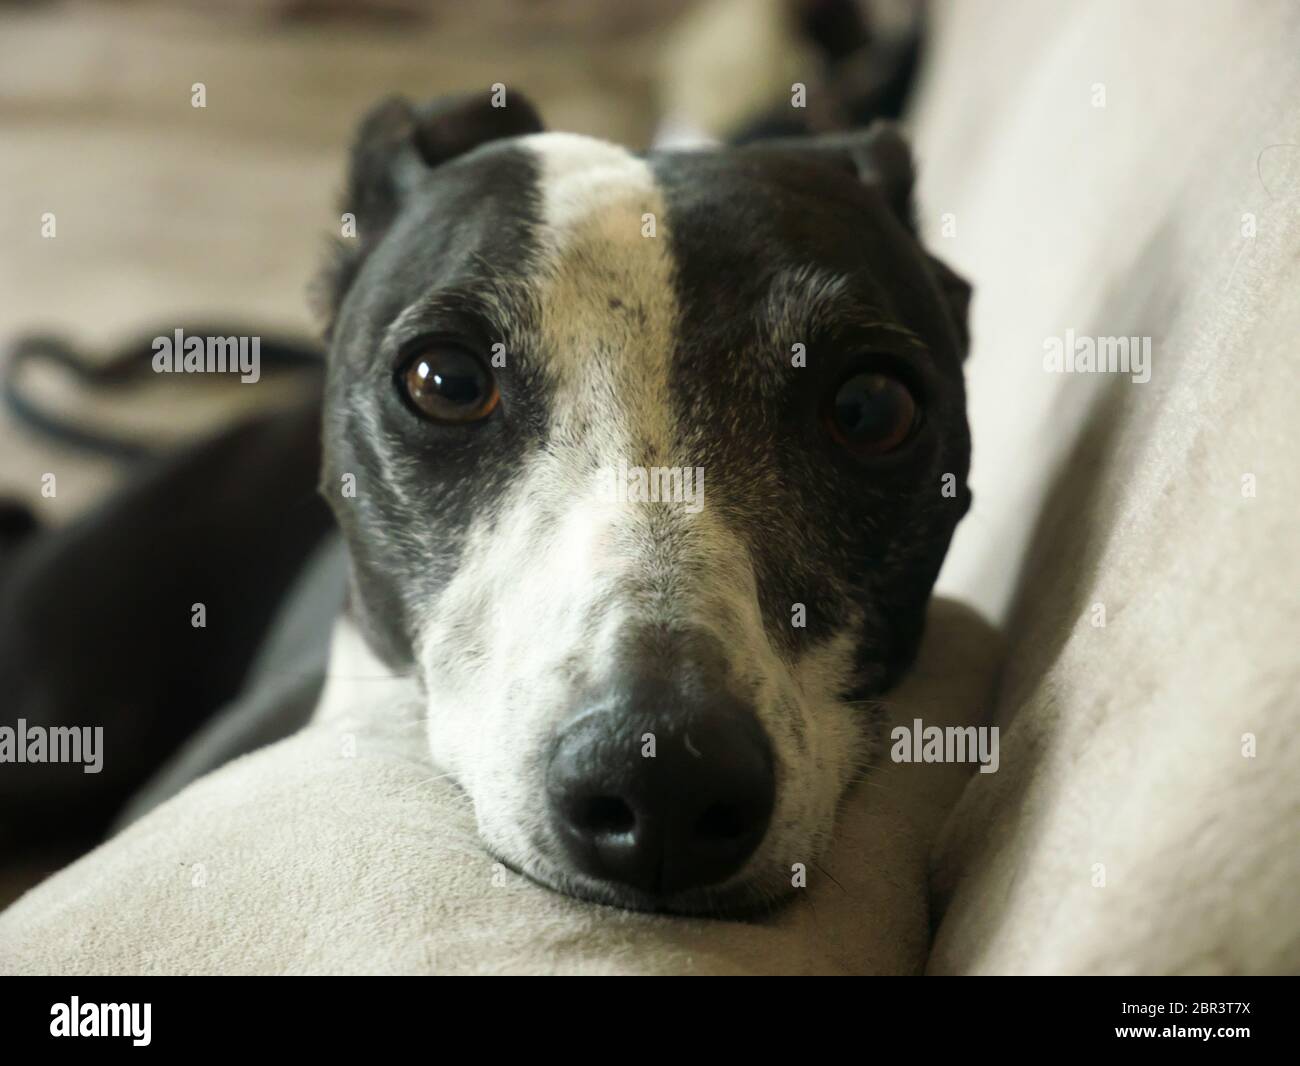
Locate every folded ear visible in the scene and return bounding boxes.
[345,93,544,228]
[317,91,544,335]
[753,121,916,230]
[748,121,972,358]
[834,123,973,358]
[837,121,917,231]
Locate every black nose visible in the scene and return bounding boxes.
[546,688,775,899]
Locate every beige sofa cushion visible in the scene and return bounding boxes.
[0,601,996,975]
[913,0,1300,974]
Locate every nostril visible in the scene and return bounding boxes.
[694,801,749,842]
[548,694,774,897]
[574,795,636,836]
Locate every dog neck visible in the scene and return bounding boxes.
[314,612,421,726]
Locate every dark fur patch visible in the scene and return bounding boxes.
[649,141,970,693]
[321,140,549,667]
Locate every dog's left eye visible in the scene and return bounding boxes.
[398,345,499,424]
[825,370,918,456]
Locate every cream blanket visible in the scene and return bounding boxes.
[916,0,1300,974]
[0,601,996,975]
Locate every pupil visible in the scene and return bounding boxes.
[431,367,480,405]
[836,375,900,438]
[420,353,483,406]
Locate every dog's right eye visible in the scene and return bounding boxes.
[824,369,918,457]
[398,345,499,424]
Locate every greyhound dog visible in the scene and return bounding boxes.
[312,92,972,914]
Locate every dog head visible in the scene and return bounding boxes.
[318,93,971,914]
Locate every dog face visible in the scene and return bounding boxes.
[319,94,971,914]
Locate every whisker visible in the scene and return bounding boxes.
[812,860,849,898]
[383,772,461,799]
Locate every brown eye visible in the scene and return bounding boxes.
[400,345,499,424]
[825,371,918,455]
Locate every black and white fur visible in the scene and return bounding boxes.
[315,93,971,914]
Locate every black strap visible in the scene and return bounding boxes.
[2,328,323,461]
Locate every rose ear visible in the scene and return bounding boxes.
[742,122,974,360]
[759,120,916,231]
[796,123,974,357]
[844,124,973,357]
[316,91,544,335]
[838,120,916,231]
[784,123,972,358]
[346,92,544,221]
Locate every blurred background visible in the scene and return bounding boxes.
[0,0,930,517]
[2,0,923,514]
[1,0,684,514]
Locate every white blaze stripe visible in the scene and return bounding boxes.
[522,131,680,462]
[412,134,693,876]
